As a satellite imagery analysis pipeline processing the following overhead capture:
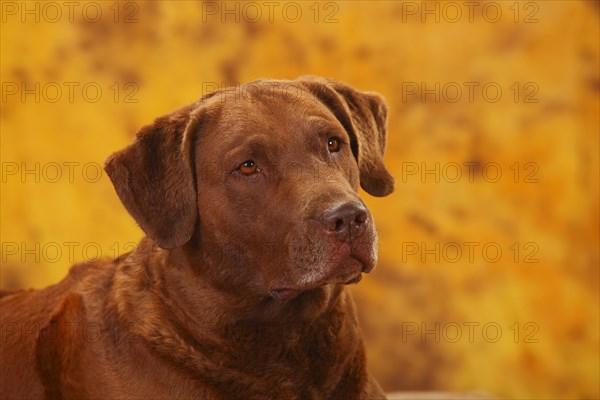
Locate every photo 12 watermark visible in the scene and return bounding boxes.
[1,1,139,24]
[400,81,539,104]
[200,1,340,24]
[400,241,540,264]
[1,162,104,184]
[400,321,540,344]
[1,241,138,265]
[1,82,139,104]
[398,1,540,24]
[400,162,540,184]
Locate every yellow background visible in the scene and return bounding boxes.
[1,1,598,398]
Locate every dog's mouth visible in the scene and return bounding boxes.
[268,233,377,302]
[270,288,300,302]
[270,269,363,302]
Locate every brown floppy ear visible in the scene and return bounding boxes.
[104,103,199,249]
[299,76,394,197]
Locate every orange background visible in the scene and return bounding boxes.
[1,1,598,398]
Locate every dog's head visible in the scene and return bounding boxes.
[105,77,393,310]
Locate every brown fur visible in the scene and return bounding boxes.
[0,76,393,399]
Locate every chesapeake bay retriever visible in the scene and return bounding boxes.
[0,76,394,399]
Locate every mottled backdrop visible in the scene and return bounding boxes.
[1,1,598,399]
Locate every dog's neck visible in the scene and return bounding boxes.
[112,237,361,337]
[110,237,367,397]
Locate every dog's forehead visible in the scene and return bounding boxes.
[203,83,344,148]
[212,81,325,113]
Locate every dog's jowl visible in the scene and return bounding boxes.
[0,76,394,400]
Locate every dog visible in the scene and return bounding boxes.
[0,76,394,399]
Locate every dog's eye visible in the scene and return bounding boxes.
[327,137,341,153]
[238,160,259,175]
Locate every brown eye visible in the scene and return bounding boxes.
[327,137,341,153]
[239,160,258,175]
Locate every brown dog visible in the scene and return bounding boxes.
[0,76,394,399]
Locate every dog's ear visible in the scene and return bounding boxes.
[299,76,394,197]
[104,103,200,249]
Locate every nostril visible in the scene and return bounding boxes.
[335,219,345,231]
[354,211,368,225]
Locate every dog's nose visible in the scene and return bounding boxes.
[319,201,369,241]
